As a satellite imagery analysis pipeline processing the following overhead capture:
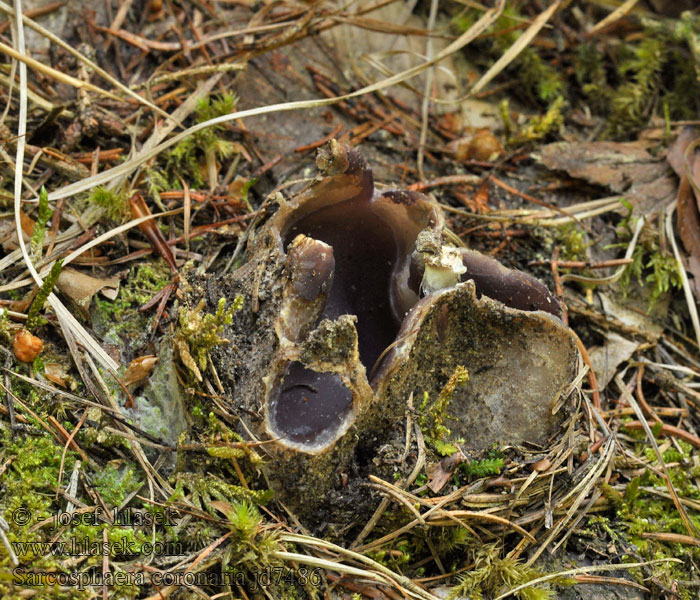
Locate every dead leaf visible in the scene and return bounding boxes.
[427,450,465,493]
[537,141,664,192]
[677,177,700,265]
[536,140,676,216]
[589,332,640,391]
[123,355,159,387]
[667,127,700,293]
[44,362,70,388]
[1,210,32,251]
[666,126,697,177]
[531,458,551,472]
[209,500,235,521]
[56,268,120,312]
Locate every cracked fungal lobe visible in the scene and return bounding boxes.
[263,141,566,452]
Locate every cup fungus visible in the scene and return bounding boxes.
[204,141,579,525]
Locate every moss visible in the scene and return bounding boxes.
[88,186,130,222]
[171,472,273,515]
[579,438,700,599]
[0,307,10,343]
[506,96,565,145]
[174,296,243,382]
[9,371,51,416]
[447,540,555,600]
[556,223,590,262]
[118,262,171,307]
[30,186,52,259]
[91,463,144,507]
[574,42,612,112]
[167,92,239,188]
[460,456,505,479]
[26,259,63,330]
[0,430,197,598]
[92,261,170,343]
[613,203,682,308]
[453,4,564,106]
[418,365,469,456]
[457,4,700,140]
[0,433,88,599]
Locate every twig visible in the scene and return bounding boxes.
[294,124,343,153]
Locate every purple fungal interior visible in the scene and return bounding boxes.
[458,249,562,318]
[270,362,353,445]
[286,200,402,367]
[270,190,413,445]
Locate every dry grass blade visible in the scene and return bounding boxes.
[5,368,124,414]
[494,558,682,600]
[417,0,440,180]
[38,0,506,205]
[272,551,387,582]
[11,1,117,373]
[0,0,174,121]
[641,532,700,546]
[0,39,122,101]
[279,533,440,600]
[440,195,624,227]
[666,200,700,351]
[587,0,639,36]
[61,208,183,267]
[0,69,74,119]
[469,0,561,97]
[614,373,699,538]
[527,435,615,564]
[424,511,536,540]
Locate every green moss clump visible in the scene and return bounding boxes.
[171,472,273,514]
[168,92,238,188]
[419,366,469,456]
[30,186,52,259]
[556,223,589,262]
[614,204,682,308]
[0,307,10,342]
[0,434,88,599]
[93,262,170,331]
[88,186,130,222]
[456,3,700,141]
[584,438,700,599]
[174,296,243,381]
[119,263,171,307]
[505,96,565,145]
[91,463,144,507]
[26,259,63,330]
[453,5,564,106]
[607,37,665,139]
[447,541,555,600]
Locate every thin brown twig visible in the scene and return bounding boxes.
[294,124,343,153]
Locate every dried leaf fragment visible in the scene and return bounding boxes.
[427,450,466,493]
[123,355,159,387]
[57,268,120,311]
